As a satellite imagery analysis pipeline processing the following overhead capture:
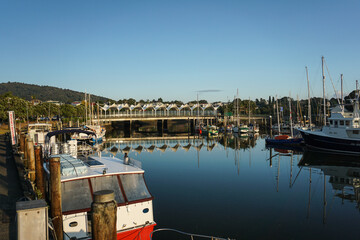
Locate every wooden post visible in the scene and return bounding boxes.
[28,140,36,182]
[20,133,25,153]
[35,146,45,198]
[91,190,117,240]
[24,136,29,167]
[50,157,63,240]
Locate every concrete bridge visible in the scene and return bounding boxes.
[90,102,267,124]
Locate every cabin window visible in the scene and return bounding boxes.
[62,179,92,212]
[90,176,125,203]
[340,120,344,126]
[346,121,350,126]
[329,120,333,125]
[120,174,151,202]
[334,121,338,127]
[353,130,359,134]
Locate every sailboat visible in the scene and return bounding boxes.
[247,97,259,133]
[266,96,303,147]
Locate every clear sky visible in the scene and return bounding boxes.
[1,0,360,103]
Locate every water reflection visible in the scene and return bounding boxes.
[103,132,260,155]
[299,150,360,222]
[95,132,360,239]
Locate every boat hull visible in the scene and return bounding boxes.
[299,130,360,154]
[117,223,156,240]
[265,138,303,145]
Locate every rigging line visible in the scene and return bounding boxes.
[150,228,231,240]
[324,59,341,105]
[290,166,303,188]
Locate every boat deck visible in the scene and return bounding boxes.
[46,154,144,181]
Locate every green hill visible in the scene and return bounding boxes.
[0,82,111,103]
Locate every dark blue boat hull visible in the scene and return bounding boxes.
[299,130,360,154]
[265,138,303,145]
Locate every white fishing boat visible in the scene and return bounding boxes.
[299,58,360,154]
[66,125,106,143]
[27,123,55,147]
[43,129,156,240]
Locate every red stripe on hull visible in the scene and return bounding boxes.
[117,223,156,240]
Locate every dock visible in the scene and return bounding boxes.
[0,134,24,240]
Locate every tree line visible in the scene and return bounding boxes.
[0,90,354,126]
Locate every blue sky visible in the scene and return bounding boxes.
[1,0,360,103]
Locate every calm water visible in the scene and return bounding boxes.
[103,134,360,240]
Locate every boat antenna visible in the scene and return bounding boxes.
[306,66,312,128]
[322,56,326,126]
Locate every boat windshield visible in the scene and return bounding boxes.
[62,179,92,212]
[120,174,152,201]
[90,175,125,204]
[61,173,151,213]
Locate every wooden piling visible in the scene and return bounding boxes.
[24,136,29,167]
[50,157,63,240]
[35,146,45,198]
[91,190,117,240]
[20,133,25,153]
[27,140,36,182]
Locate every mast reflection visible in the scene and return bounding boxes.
[299,150,360,223]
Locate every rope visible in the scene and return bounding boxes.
[150,228,233,240]
[324,59,341,106]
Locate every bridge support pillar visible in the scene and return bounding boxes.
[129,120,132,138]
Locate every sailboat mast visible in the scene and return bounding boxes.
[289,97,293,138]
[276,96,280,134]
[237,89,239,126]
[322,56,326,126]
[85,91,87,125]
[248,96,250,125]
[341,74,343,106]
[306,66,312,128]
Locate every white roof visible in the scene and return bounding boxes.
[46,154,144,182]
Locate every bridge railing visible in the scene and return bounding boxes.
[98,110,218,119]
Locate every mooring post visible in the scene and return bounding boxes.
[35,146,45,198]
[24,136,29,167]
[91,190,117,240]
[50,157,63,240]
[27,140,36,182]
[20,133,25,153]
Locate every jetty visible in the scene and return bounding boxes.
[0,134,23,240]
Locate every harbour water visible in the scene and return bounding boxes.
[102,133,360,240]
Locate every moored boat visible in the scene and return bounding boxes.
[299,103,360,154]
[43,129,156,240]
[27,123,55,147]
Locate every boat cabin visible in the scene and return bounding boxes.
[323,106,360,139]
[44,154,155,240]
[28,123,53,146]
